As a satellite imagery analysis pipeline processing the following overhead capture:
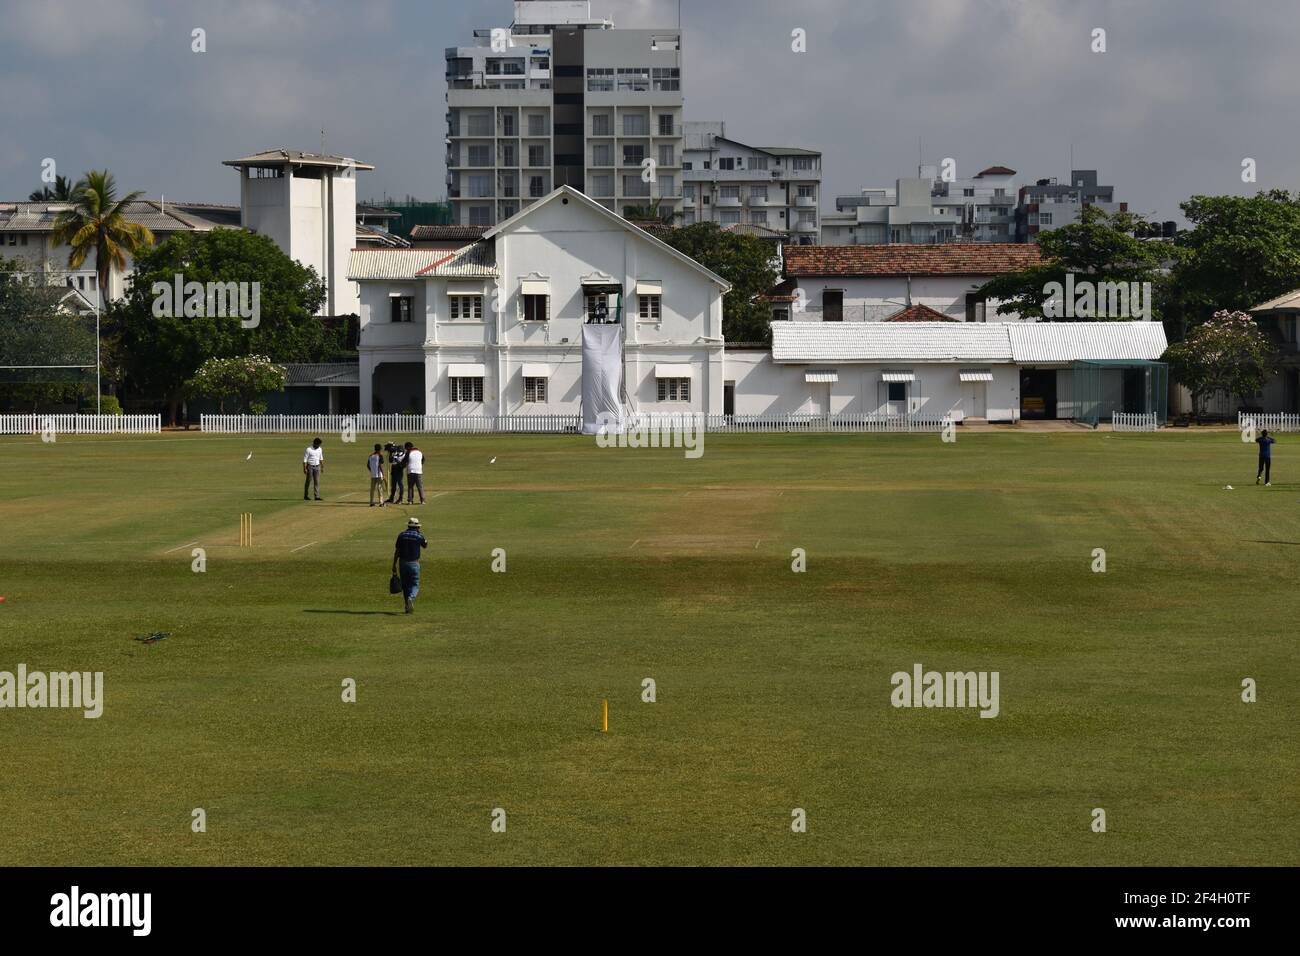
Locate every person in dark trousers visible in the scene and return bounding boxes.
[392,516,428,614]
[405,441,426,505]
[385,442,406,504]
[303,437,324,500]
[368,444,387,507]
[1256,429,1276,486]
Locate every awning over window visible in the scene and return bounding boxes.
[520,279,549,296]
[447,281,484,295]
[805,369,838,383]
[447,363,486,378]
[959,369,994,382]
[521,363,551,378]
[881,370,914,383]
[654,363,694,378]
[581,275,619,287]
[635,280,663,296]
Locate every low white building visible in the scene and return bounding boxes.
[350,185,730,416]
[727,321,1168,422]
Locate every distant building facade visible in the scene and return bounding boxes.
[1016,169,1126,242]
[681,121,821,245]
[445,0,683,227]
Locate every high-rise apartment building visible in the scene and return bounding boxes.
[445,1,683,227]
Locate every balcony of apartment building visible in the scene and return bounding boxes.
[715,189,744,208]
[446,62,486,91]
[794,193,819,209]
[747,191,785,208]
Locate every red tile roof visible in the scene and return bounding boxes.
[976,165,1017,177]
[884,304,958,322]
[783,243,1042,278]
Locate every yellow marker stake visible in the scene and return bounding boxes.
[601,698,608,733]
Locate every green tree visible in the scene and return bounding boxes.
[977,207,1168,320]
[49,170,156,299]
[1163,310,1275,416]
[660,222,777,342]
[29,175,73,202]
[1167,191,1300,334]
[120,228,334,422]
[186,355,287,413]
[0,256,97,411]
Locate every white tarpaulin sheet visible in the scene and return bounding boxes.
[581,323,624,435]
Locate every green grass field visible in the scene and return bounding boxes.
[0,429,1295,866]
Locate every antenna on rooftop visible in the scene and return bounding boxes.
[321,128,326,154]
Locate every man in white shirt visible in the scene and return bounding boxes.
[303,437,324,500]
[368,443,387,507]
[404,441,425,505]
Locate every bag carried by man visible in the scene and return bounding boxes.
[389,572,402,595]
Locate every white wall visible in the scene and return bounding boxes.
[791,275,1025,323]
[726,352,1019,421]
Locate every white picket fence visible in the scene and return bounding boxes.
[200,412,949,435]
[1112,411,1159,432]
[0,414,161,435]
[1238,411,1300,433]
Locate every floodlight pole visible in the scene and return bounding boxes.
[95,291,101,414]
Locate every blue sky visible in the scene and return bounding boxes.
[1,0,1296,222]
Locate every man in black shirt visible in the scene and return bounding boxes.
[385,442,407,504]
[392,516,428,614]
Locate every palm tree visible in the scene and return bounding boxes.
[28,175,73,202]
[49,170,155,300]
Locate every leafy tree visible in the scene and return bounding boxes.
[0,256,97,411]
[49,170,156,297]
[622,199,677,223]
[120,228,334,422]
[660,222,778,342]
[977,207,1168,320]
[1163,310,1275,416]
[186,355,287,413]
[1167,191,1300,333]
[29,175,73,201]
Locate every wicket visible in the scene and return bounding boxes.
[239,512,253,547]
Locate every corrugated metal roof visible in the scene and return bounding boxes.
[1252,288,1300,312]
[773,321,1168,365]
[1007,321,1167,364]
[0,200,236,233]
[771,322,1014,363]
[347,242,497,280]
[283,363,360,386]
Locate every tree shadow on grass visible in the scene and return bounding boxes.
[304,609,402,616]
[1247,540,1300,546]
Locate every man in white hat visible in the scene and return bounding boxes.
[392,517,428,614]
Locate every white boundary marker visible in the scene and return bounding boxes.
[290,541,318,554]
[163,541,199,554]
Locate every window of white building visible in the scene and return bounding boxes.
[450,377,483,403]
[657,378,690,402]
[448,295,483,320]
[523,377,548,403]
